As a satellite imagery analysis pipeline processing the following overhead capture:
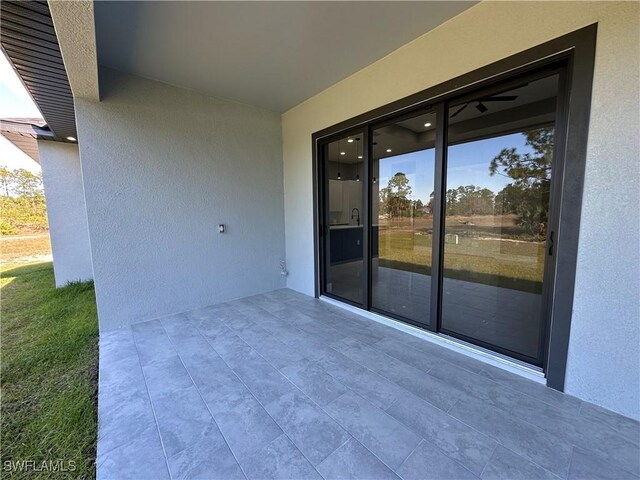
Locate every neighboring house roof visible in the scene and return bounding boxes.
[0,117,59,163]
[0,0,77,141]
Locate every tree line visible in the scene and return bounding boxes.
[379,127,553,238]
[0,167,48,235]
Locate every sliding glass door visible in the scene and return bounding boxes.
[319,66,564,368]
[370,110,436,327]
[321,131,366,305]
[441,73,560,365]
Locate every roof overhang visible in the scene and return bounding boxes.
[0,0,78,141]
[0,117,61,163]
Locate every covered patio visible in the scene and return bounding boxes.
[1,2,638,478]
[97,290,639,479]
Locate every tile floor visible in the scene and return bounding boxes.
[97,289,640,480]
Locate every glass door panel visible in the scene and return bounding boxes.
[323,132,365,304]
[371,111,436,325]
[441,74,559,364]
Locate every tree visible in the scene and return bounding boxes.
[0,167,11,196]
[0,166,48,234]
[427,191,435,215]
[379,172,413,218]
[12,169,43,198]
[445,185,495,216]
[490,127,554,237]
[412,198,426,217]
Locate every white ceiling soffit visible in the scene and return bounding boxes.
[48,0,100,101]
[94,1,478,113]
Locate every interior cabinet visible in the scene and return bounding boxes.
[329,180,343,213]
[345,180,362,223]
[329,179,362,224]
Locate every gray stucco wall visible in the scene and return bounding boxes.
[75,68,285,331]
[563,12,640,418]
[282,2,640,419]
[38,140,93,287]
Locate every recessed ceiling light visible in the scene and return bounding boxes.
[66,136,76,142]
[347,138,354,143]
[424,122,432,127]
[340,152,346,155]
[386,148,392,153]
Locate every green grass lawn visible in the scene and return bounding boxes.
[378,230,545,293]
[1,262,98,479]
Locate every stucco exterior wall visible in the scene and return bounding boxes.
[38,140,93,287]
[76,68,285,332]
[281,1,640,419]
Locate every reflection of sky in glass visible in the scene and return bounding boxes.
[378,132,534,202]
[378,149,435,203]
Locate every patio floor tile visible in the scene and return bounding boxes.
[449,396,573,477]
[396,439,477,480]
[97,288,640,479]
[385,392,496,475]
[265,391,350,466]
[166,425,245,480]
[480,445,557,480]
[243,434,321,480]
[325,391,421,470]
[280,358,349,406]
[97,425,170,480]
[316,438,399,480]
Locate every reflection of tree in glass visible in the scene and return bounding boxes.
[446,186,495,216]
[380,172,413,218]
[491,127,554,238]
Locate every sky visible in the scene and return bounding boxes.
[378,132,531,202]
[0,53,43,173]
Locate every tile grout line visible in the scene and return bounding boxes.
[201,302,409,477]
[258,294,640,461]
[94,346,149,459]
[214,301,422,476]
[242,299,481,473]
[242,299,446,412]
[140,293,633,480]
[478,443,498,479]
[321,296,589,418]
[566,445,577,480]
[274,297,605,474]
[456,386,639,477]
[130,326,173,480]
[447,397,573,479]
[259,304,562,477]
[189,314,328,480]
[157,317,250,480]
[224,297,573,478]
[314,436,353,473]
[394,438,424,474]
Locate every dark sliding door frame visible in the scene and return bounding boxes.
[367,105,438,331]
[318,127,370,309]
[436,64,567,368]
[312,24,597,390]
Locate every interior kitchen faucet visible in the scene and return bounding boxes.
[351,207,360,226]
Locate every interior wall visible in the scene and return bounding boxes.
[38,140,93,287]
[76,68,285,331]
[282,1,640,419]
